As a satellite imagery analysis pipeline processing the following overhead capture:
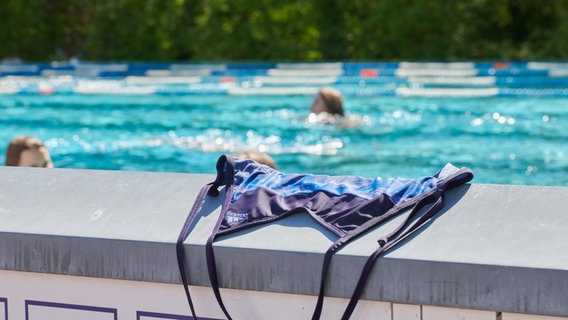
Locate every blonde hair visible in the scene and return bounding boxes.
[233,151,277,169]
[318,87,344,116]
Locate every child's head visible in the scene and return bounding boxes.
[233,151,277,169]
[6,136,53,168]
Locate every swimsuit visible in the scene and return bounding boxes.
[177,155,473,319]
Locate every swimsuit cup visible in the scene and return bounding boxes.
[177,155,473,320]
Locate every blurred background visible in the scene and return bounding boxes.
[2,0,568,186]
[1,0,567,62]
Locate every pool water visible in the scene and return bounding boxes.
[1,93,567,186]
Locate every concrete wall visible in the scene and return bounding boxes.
[0,166,567,319]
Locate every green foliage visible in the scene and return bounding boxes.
[344,0,461,60]
[81,1,189,60]
[1,0,567,61]
[187,0,320,61]
[451,0,568,60]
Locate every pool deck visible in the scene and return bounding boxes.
[0,166,567,318]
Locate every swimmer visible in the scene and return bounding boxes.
[5,135,54,168]
[310,87,344,116]
[308,87,369,128]
[233,151,277,169]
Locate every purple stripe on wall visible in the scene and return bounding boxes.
[25,300,117,320]
[0,297,7,320]
[137,310,221,320]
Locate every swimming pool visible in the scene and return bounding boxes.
[1,61,567,186]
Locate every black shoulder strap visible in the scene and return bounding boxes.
[310,187,443,320]
[205,155,236,320]
[176,182,211,319]
[176,155,232,319]
[311,243,341,320]
[340,169,473,320]
[339,189,444,319]
[312,168,473,320]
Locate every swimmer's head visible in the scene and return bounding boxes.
[6,135,53,168]
[310,87,344,116]
[233,151,277,169]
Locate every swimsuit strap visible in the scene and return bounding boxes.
[339,191,444,320]
[340,169,473,320]
[208,153,232,196]
[311,239,345,320]
[205,155,236,320]
[309,190,441,320]
[176,182,213,319]
[176,155,234,319]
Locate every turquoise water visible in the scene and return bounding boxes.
[1,93,567,186]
